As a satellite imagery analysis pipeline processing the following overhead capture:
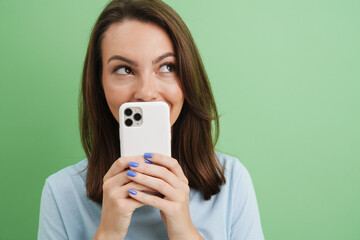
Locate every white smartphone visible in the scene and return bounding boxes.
[119,102,171,157]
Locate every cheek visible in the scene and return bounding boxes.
[103,82,130,122]
[166,83,184,125]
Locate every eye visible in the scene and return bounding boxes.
[114,66,133,75]
[159,63,176,73]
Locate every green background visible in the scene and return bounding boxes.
[0,0,359,239]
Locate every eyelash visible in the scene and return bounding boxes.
[160,62,176,72]
[112,65,132,74]
[112,62,176,75]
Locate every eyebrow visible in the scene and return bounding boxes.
[107,55,138,66]
[106,52,176,66]
[152,52,176,65]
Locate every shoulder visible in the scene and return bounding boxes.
[215,152,256,204]
[46,159,88,183]
[189,153,264,238]
[215,152,264,239]
[39,159,100,239]
[44,159,88,197]
[216,151,250,182]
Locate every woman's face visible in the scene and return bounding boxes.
[101,20,184,126]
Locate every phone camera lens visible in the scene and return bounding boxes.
[125,119,133,127]
[133,113,142,121]
[124,108,132,116]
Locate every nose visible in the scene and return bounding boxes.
[134,74,160,101]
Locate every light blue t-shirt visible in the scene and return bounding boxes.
[38,152,264,239]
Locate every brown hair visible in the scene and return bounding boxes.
[80,0,225,203]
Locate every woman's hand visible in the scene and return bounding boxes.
[94,156,156,240]
[127,153,204,240]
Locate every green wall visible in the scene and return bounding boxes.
[1,0,359,239]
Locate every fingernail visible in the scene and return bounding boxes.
[129,189,137,195]
[144,158,153,164]
[129,161,139,167]
[144,152,153,158]
[127,170,137,177]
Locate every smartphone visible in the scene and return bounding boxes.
[119,101,171,157]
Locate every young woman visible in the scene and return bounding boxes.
[38,0,264,239]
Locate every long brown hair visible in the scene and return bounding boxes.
[80,0,225,203]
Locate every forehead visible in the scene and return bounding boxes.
[101,20,175,59]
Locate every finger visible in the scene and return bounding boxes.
[102,183,148,210]
[129,161,186,190]
[103,171,131,188]
[111,198,145,212]
[127,171,180,201]
[116,182,157,199]
[144,153,188,184]
[103,155,143,181]
[128,189,171,212]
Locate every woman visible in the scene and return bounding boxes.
[38,0,264,239]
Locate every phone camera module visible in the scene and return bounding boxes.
[124,108,133,116]
[125,119,133,127]
[133,113,142,121]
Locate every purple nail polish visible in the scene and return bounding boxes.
[129,161,139,167]
[129,189,137,195]
[144,152,153,158]
[127,170,137,177]
[144,158,153,164]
